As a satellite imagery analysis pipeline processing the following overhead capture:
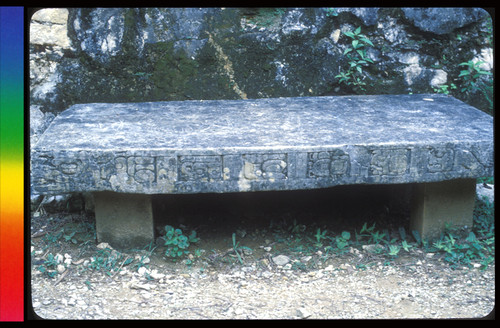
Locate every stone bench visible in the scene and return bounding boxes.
[31,94,494,248]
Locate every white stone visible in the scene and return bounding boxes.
[97,242,112,249]
[272,255,290,266]
[31,8,69,25]
[403,64,422,86]
[476,183,494,203]
[138,266,150,276]
[56,264,66,273]
[54,253,64,264]
[473,48,493,71]
[399,52,420,65]
[296,307,312,318]
[430,69,448,87]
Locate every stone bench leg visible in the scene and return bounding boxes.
[410,178,476,240]
[93,191,154,249]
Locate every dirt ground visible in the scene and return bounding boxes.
[29,185,495,319]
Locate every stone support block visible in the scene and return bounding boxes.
[93,191,154,249]
[410,178,476,240]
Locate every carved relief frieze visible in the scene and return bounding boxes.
[369,148,410,176]
[243,153,288,180]
[178,155,223,182]
[426,146,454,173]
[306,150,350,179]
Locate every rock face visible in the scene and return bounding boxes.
[401,8,488,35]
[31,94,493,195]
[29,8,493,119]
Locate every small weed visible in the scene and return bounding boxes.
[314,228,328,247]
[44,231,63,246]
[37,253,60,278]
[325,8,338,17]
[428,196,494,270]
[336,26,375,92]
[332,231,351,252]
[433,83,457,95]
[458,60,492,94]
[161,225,199,260]
[88,247,125,276]
[355,222,386,245]
[458,60,493,112]
[401,240,413,252]
[387,244,401,258]
[231,233,253,265]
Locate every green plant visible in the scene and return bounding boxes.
[88,247,126,276]
[355,222,373,243]
[289,218,306,234]
[325,8,338,17]
[43,231,63,245]
[331,231,351,252]
[162,225,199,259]
[37,253,60,278]
[458,60,493,111]
[433,83,456,95]
[387,244,401,258]
[401,240,413,252]
[336,26,374,92]
[314,228,328,247]
[231,233,253,265]
[477,176,494,185]
[459,60,492,92]
[432,227,494,270]
[356,222,387,245]
[474,196,494,237]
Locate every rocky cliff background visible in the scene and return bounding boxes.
[30,7,493,144]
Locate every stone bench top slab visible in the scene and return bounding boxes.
[32,94,493,195]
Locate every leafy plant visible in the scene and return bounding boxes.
[324,230,351,254]
[355,222,374,243]
[355,222,387,245]
[88,247,127,276]
[37,253,60,278]
[325,8,338,17]
[334,231,351,251]
[458,60,493,111]
[162,225,199,259]
[314,228,328,247]
[458,60,492,93]
[336,26,375,92]
[231,233,252,265]
[401,240,413,252]
[433,83,456,95]
[432,228,494,270]
[387,245,401,258]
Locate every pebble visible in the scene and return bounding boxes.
[96,242,111,249]
[135,254,150,264]
[137,267,149,277]
[296,307,312,319]
[54,253,64,264]
[56,264,66,273]
[301,256,312,263]
[272,255,290,266]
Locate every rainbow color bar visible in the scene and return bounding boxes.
[0,6,24,321]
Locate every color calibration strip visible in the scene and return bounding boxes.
[0,6,24,321]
